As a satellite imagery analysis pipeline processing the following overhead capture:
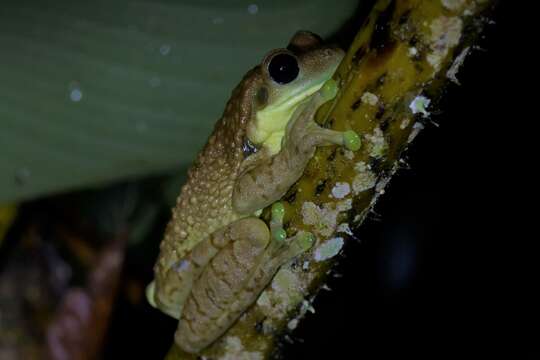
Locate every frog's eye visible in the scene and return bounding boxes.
[268,53,299,85]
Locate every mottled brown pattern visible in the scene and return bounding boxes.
[153,68,263,308]
[175,218,270,353]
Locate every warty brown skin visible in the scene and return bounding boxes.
[149,31,345,354]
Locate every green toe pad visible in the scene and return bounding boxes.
[343,130,361,151]
[271,202,285,223]
[320,79,338,101]
[273,228,287,242]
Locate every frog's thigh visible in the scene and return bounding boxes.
[152,218,246,319]
[175,217,270,354]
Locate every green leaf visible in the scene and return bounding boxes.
[0,0,359,202]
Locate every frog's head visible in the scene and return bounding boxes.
[246,31,344,155]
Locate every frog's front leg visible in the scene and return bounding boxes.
[233,87,360,214]
[175,209,313,353]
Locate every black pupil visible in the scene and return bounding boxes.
[268,54,299,84]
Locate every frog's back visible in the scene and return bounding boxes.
[155,69,260,275]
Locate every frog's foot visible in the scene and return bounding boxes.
[309,127,362,151]
[267,231,315,269]
[288,86,362,153]
[175,207,312,354]
[265,202,315,267]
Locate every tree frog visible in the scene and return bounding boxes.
[146,31,360,354]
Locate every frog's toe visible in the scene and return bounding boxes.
[267,202,314,262]
[343,130,362,151]
[146,281,157,308]
[272,227,287,243]
[270,201,287,242]
[320,78,338,102]
[267,231,315,266]
[271,202,285,224]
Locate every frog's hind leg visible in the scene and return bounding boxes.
[175,217,271,353]
[149,218,263,320]
[175,208,314,354]
[149,249,210,320]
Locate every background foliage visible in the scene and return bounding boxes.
[0,0,358,203]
